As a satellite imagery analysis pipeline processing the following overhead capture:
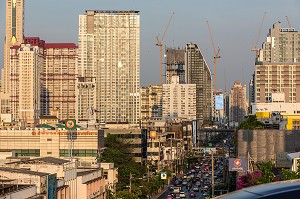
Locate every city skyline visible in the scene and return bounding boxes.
[0,0,300,90]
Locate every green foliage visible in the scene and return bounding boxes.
[102,134,145,191]
[256,161,275,184]
[238,115,265,130]
[282,159,300,180]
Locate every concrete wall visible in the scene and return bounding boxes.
[237,130,300,167]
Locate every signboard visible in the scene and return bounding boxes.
[275,152,290,168]
[149,131,157,139]
[192,120,197,147]
[215,95,224,110]
[161,172,167,180]
[65,119,76,130]
[229,158,248,172]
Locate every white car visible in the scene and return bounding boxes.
[179,192,186,198]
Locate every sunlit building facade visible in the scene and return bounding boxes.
[78,10,140,124]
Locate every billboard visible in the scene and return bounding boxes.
[229,158,248,172]
[192,120,197,147]
[215,95,224,110]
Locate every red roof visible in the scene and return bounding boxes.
[24,37,45,47]
[10,45,20,49]
[44,43,77,49]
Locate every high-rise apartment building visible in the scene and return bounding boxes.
[78,10,140,124]
[140,85,162,120]
[10,43,43,125]
[229,81,247,124]
[42,43,77,120]
[162,76,196,120]
[8,37,77,123]
[255,23,300,103]
[4,0,24,94]
[185,43,212,125]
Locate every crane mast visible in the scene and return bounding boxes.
[206,21,220,122]
[156,12,175,85]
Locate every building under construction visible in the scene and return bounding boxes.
[165,47,185,84]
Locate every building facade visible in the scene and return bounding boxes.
[78,10,140,124]
[140,85,162,120]
[229,80,248,124]
[162,76,196,120]
[255,23,300,104]
[42,43,78,120]
[3,0,24,94]
[165,47,185,84]
[185,43,212,125]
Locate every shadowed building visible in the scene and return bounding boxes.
[185,43,212,125]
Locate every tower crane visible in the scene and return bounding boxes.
[251,12,266,55]
[206,21,220,122]
[286,16,292,28]
[156,12,175,85]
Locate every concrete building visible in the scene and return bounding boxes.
[6,37,78,124]
[2,156,108,199]
[165,47,185,84]
[252,93,300,115]
[76,169,106,199]
[42,42,78,120]
[229,80,248,124]
[162,76,196,120]
[0,181,38,199]
[185,43,212,125]
[10,43,43,125]
[255,23,300,104]
[78,10,140,124]
[103,127,147,163]
[3,0,24,94]
[100,163,118,193]
[0,129,104,164]
[140,85,162,120]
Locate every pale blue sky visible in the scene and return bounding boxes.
[1,0,300,90]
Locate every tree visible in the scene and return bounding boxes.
[237,161,275,189]
[282,159,300,180]
[238,115,264,130]
[102,134,145,191]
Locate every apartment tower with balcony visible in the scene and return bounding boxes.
[77,10,140,124]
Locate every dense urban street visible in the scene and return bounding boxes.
[158,130,235,199]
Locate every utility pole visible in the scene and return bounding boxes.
[129,172,132,193]
[211,149,215,197]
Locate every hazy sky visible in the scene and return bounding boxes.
[1,0,300,91]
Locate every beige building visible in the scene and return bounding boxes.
[140,85,162,120]
[10,43,43,125]
[255,23,300,103]
[101,163,118,193]
[78,10,140,124]
[3,0,24,94]
[229,80,247,124]
[162,76,196,120]
[0,129,103,164]
[42,42,78,120]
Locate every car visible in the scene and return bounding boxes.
[189,192,196,198]
[169,185,175,191]
[166,195,173,199]
[179,192,186,198]
[214,179,300,199]
[173,186,181,194]
[193,187,200,192]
